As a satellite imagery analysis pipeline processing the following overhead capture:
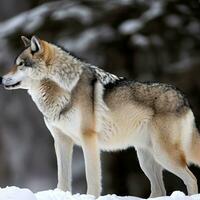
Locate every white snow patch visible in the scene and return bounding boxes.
[36,190,94,200]
[142,1,163,21]
[131,34,149,47]
[0,187,36,200]
[0,1,85,37]
[165,57,200,73]
[58,25,115,52]
[0,15,25,37]
[52,5,93,24]
[103,0,135,10]
[119,1,163,34]
[1,187,200,200]
[119,20,143,34]
[0,3,51,37]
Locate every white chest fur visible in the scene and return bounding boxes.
[29,89,82,144]
[52,107,82,144]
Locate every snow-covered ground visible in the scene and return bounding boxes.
[0,187,200,200]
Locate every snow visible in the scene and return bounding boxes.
[119,1,163,34]
[36,190,95,200]
[52,5,93,24]
[103,0,135,10]
[0,187,200,200]
[119,19,143,34]
[0,187,36,200]
[58,25,115,52]
[0,3,50,37]
[142,1,163,22]
[165,57,200,73]
[0,1,86,37]
[130,34,149,47]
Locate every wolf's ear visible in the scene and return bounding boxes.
[30,36,41,54]
[21,36,30,47]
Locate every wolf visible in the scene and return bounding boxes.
[1,36,200,197]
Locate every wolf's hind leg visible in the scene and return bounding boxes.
[152,128,198,195]
[136,148,166,197]
[154,151,198,195]
[187,128,200,167]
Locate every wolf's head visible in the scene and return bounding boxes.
[2,36,55,90]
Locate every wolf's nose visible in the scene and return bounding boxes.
[0,77,2,84]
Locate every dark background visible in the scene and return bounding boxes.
[0,0,199,198]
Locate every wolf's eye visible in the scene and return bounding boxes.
[18,61,24,66]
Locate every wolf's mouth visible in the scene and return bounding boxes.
[4,81,21,88]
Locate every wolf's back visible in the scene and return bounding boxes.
[103,80,189,115]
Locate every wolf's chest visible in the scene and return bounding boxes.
[29,88,70,120]
[52,107,83,144]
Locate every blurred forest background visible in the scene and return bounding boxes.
[0,0,199,198]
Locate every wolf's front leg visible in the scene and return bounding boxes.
[44,119,74,192]
[82,131,101,197]
[54,133,74,191]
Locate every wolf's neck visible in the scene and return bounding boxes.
[49,48,83,92]
[28,78,71,120]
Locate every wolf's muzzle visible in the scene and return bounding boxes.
[0,77,2,84]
